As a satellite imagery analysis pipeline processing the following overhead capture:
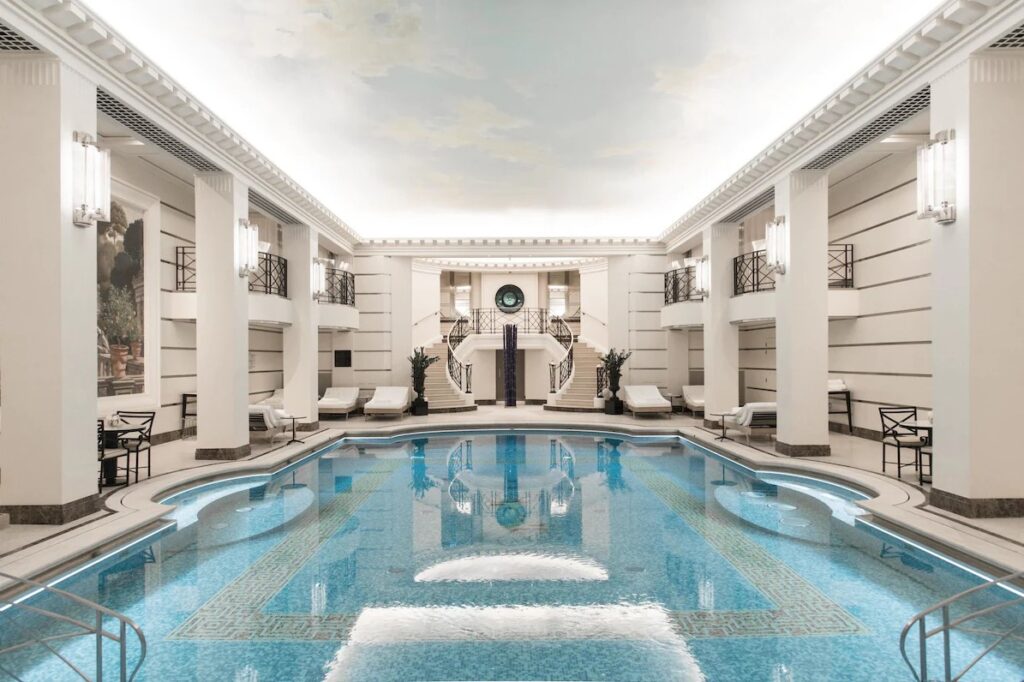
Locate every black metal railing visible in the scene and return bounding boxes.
[173,246,290,298]
[446,317,473,393]
[547,316,574,393]
[597,365,607,397]
[733,250,774,295]
[468,308,551,335]
[733,245,855,296]
[447,346,473,393]
[664,266,701,304]
[250,252,287,297]
[176,246,196,291]
[449,316,471,350]
[828,244,854,289]
[319,267,355,305]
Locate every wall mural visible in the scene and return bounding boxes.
[97,199,145,397]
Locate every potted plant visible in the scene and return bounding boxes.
[600,348,632,415]
[99,287,139,379]
[408,347,439,416]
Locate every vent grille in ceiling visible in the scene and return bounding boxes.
[249,190,299,225]
[801,86,930,170]
[720,188,775,224]
[0,21,40,51]
[97,88,220,172]
[991,22,1024,48]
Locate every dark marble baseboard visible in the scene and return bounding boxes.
[475,399,498,405]
[542,405,601,413]
[0,493,98,525]
[703,417,722,429]
[828,422,882,441]
[297,421,320,432]
[775,441,831,457]
[152,429,182,445]
[195,444,252,460]
[930,488,1024,518]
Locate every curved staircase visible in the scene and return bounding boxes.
[546,341,602,411]
[423,341,476,412]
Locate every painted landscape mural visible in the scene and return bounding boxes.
[97,199,145,397]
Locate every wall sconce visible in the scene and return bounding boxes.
[917,130,956,224]
[694,256,710,296]
[312,257,333,300]
[238,219,260,277]
[669,260,681,271]
[72,132,111,227]
[765,216,788,275]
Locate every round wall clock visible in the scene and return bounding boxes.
[495,284,525,313]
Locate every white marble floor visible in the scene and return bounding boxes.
[2,405,1022,559]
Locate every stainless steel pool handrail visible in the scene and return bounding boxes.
[899,568,1024,681]
[0,570,147,681]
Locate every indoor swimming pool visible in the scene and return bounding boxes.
[2,430,1022,680]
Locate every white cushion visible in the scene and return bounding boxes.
[682,385,704,405]
[259,389,284,409]
[365,386,411,411]
[322,387,359,404]
[621,385,671,408]
[828,379,848,392]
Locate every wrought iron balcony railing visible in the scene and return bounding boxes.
[249,252,288,297]
[174,246,289,299]
[664,266,701,304]
[733,245,855,296]
[318,267,355,306]
[175,245,196,292]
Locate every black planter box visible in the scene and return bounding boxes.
[411,397,429,416]
[604,397,624,415]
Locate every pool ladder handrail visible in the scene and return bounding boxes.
[0,569,147,681]
[899,568,1024,681]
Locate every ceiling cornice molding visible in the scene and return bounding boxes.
[418,256,603,273]
[662,0,1024,251]
[355,237,665,258]
[1,0,360,252]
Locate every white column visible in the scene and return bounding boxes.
[666,329,690,396]
[702,223,740,418]
[929,52,1024,517]
[774,171,831,456]
[194,172,251,460]
[282,224,319,427]
[0,56,99,523]
[578,259,609,350]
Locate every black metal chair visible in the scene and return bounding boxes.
[879,407,925,479]
[116,411,155,484]
[97,420,131,492]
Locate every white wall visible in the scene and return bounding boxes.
[605,255,670,389]
[480,272,540,309]
[410,263,441,348]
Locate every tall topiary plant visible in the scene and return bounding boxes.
[600,348,632,394]
[600,348,632,415]
[408,347,439,415]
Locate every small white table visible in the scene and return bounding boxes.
[281,415,306,445]
[708,412,733,441]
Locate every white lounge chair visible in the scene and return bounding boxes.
[259,388,284,409]
[249,404,284,442]
[364,387,412,419]
[621,385,672,417]
[722,402,777,443]
[682,385,705,416]
[319,387,360,418]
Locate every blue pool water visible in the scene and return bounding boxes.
[3,430,1023,680]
